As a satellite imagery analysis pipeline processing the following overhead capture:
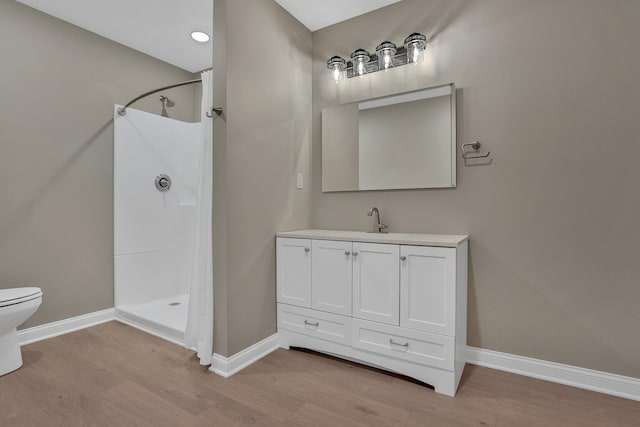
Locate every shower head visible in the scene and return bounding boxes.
[159,95,175,108]
[159,95,175,118]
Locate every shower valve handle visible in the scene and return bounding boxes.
[155,174,172,192]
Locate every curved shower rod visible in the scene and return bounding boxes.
[116,78,223,119]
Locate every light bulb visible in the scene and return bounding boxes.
[411,45,421,63]
[333,66,341,82]
[383,53,392,69]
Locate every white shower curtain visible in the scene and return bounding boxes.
[185,70,214,365]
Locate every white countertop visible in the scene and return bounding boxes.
[276,229,469,248]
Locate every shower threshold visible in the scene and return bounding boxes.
[116,294,188,346]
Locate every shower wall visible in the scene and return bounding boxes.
[114,106,200,311]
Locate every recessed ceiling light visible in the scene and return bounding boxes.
[190,31,210,43]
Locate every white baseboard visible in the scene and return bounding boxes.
[210,333,279,378]
[114,312,184,347]
[467,346,640,402]
[18,308,116,346]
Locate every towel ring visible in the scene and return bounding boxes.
[462,141,490,159]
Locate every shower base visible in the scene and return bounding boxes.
[116,294,188,346]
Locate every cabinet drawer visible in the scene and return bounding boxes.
[278,304,351,346]
[352,319,454,371]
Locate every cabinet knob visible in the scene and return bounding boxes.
[400,256,407,261]
[352,252,358,257]
[345,251,351,256]
[304,247,310,253]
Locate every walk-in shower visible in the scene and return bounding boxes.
[114,106,199,343]
[113,73,217,358]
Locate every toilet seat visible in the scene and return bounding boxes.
[0,288,43,308]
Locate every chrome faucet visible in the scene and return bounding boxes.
[367,207,388,233]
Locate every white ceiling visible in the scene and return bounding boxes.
[17,0,213,73]
[274,0,403,32]
[16,0,402,73]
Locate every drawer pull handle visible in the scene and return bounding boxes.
[304,320,319,327]
[389,339,409,349]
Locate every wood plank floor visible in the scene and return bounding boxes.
[1,322,638,426]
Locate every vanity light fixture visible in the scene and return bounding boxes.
[327,55,347,83]
[190,31,210,43]
[328,32,427,81]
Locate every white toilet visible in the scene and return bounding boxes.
[0,287,43,376]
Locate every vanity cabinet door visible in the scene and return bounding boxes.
[276,238,311,308]
[311,240,353,316]
[352,242,400,325]
[400,245,456,336]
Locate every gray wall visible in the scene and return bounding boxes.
[312,0,640,378]
[212,0,229,357]
[212,0,312,357]
[0,0,198,328]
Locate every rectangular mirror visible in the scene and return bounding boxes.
[322,83,456,192]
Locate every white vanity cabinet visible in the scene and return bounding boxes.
[276,230,468,397]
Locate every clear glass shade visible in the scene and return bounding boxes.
[404,33,427,65]
[407,43,424,64]
[376,42,397,71]
[350,49,370,77]
[379,52,394,70]
[327,56,347,83]
[354,57,367,76]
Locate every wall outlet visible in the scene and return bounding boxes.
[296,172,304,190]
